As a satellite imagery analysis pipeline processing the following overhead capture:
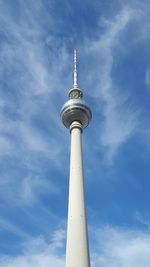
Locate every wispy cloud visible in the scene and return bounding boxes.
[86,7,141,162]
[0,228,65,267]
[0,0,70,206]
[0,218,29,239]
[135,211,150,229]
[145,66,150,88]
[91,226,150,267]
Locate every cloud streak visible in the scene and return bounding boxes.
[0,0,70,207]
[86,6,140,162]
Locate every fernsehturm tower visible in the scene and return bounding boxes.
[60,49,92,267]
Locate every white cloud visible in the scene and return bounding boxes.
[0,136,14,155]
[20,174,59,204]
[0,0,69,138]
[0,228,65,267]
[145,66,150,88]
[1,225,150,267]
[50,229,66,251]
[0,0,71,206]
[91,226,150,267]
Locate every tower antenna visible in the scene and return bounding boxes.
[73,48,78,88]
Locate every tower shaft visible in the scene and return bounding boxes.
[66,121,90,267]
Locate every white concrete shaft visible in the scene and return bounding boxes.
[66,121,90,267]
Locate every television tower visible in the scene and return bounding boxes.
[60,49,92,267]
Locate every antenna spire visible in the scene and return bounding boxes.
[73,48,78,88]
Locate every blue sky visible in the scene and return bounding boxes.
[0,0,150,266]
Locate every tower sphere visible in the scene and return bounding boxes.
[60,97,92,129]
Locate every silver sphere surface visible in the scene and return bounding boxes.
[60,98,92,129]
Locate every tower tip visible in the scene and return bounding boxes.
[73,48,78,88]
